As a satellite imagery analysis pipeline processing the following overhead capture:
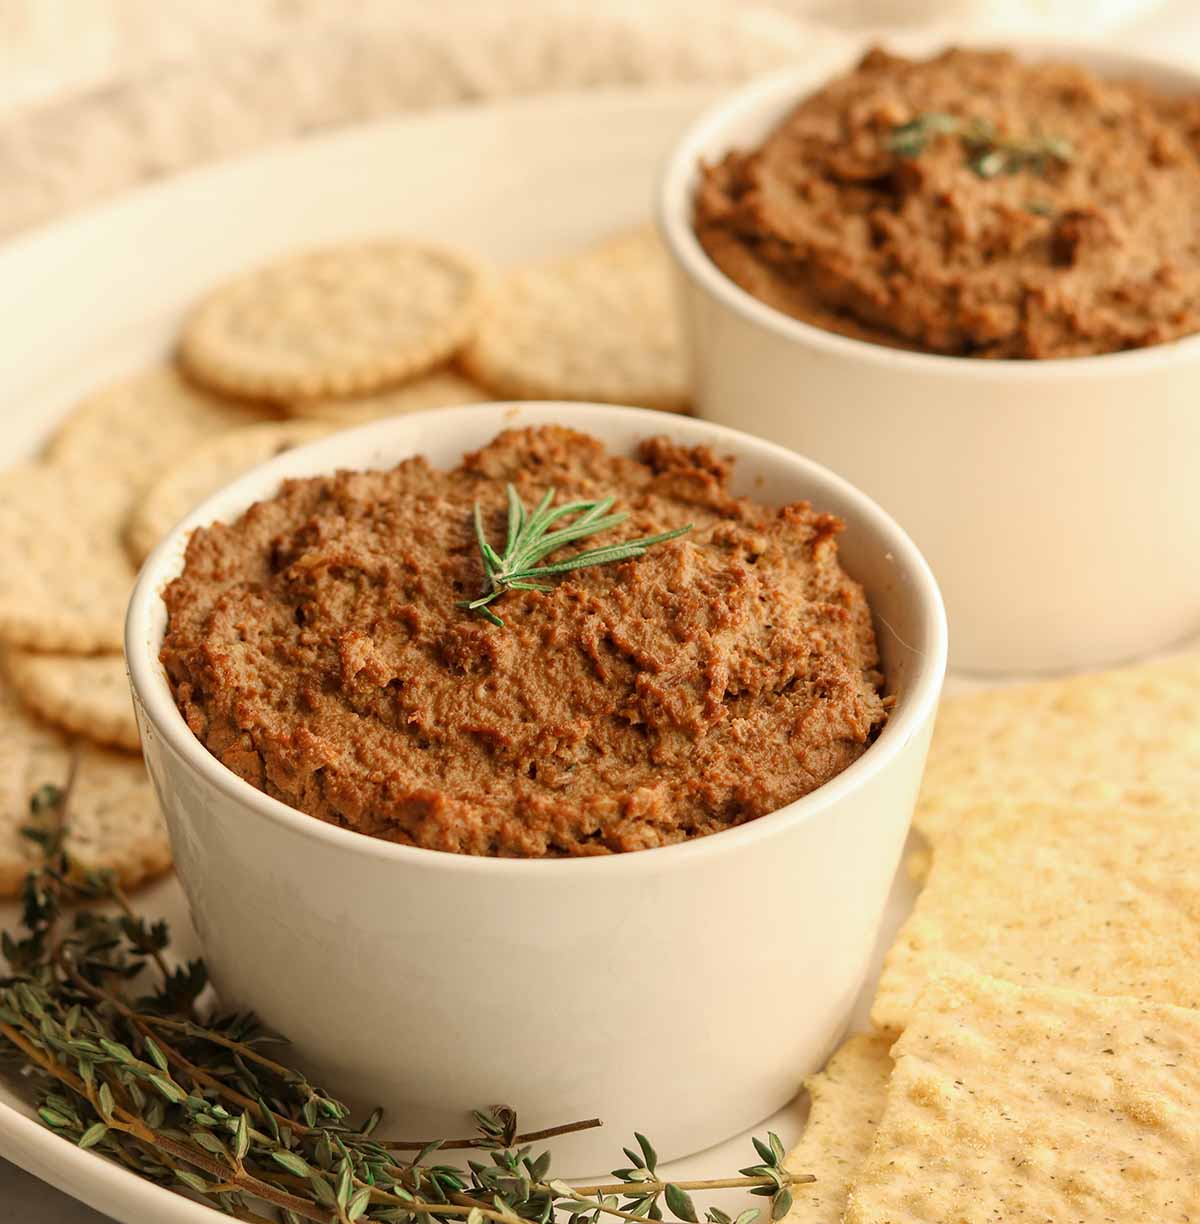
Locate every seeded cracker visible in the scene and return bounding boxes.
[846,974,1200,1223]
[126,420,333,563]
[0,464,135,653]
[782,1034,892,1224]
[914,653,1200,849]
[872,791,1200,1032]
[0,678,168,897]
[180,241,486,402]
[284,370,490,425]
[461,227,691,412]
[5,650,138,751]
[45,365,275,497]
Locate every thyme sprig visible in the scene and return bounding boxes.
[886,112,1073,178]
[459,485,692,626]
[1,781,811,1224]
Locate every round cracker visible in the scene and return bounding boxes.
[126,420,332,563]
[45,364,275,496]
[284,370,490,425]
[0,676,65,895]
[65,746,173,893]
[5,649,139,751]
[180,241,486,402]
[0,463,136,653]
[461,226,690,412]
[0,678,169,897]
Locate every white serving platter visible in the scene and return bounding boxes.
[0,82,1192,1224]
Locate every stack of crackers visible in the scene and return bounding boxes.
[783,654,1200,1222]
[0,226,688,896]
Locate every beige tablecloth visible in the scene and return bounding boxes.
[0,0,823,240]
[2,0,1193,243]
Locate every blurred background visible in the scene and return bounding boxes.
[1,0,1198,244]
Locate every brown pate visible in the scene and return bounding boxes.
[161,427,887,857]
[695,47,1200,358]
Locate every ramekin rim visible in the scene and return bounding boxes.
[656,40,1200,380]
[125,401,947,877]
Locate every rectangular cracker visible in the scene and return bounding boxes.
[847,974,1200,1223]
[915,653,1200,848]
[782,1034,892,1224]
[872,792,1200,1032]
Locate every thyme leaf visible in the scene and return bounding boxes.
[459,486,692,627]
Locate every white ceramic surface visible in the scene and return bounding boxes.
[659,42,1200,675]
[126,402,947,1172]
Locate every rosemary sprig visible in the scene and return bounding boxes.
[886,112,1073,178]
[1,782,811,1224]
[459,485,692,626]
[885,111,961,158]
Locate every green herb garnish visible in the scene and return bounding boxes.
[1,779,809,1223]
[886,113,1073,178]
[459,485,692,627]
[885,111,962,158]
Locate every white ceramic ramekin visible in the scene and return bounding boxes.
[126,402,945,1170]
[659,43,1200,675]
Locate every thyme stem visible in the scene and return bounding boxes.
[134,1012,298,1079]
[107,882,174,994]
[1,1019,329,1223]
[570,1176,815,1196]
[64,961,278,1128]
[381,1117,603,1151]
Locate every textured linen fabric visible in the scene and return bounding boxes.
[0,0,832,240]
[0,0,1175,241]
